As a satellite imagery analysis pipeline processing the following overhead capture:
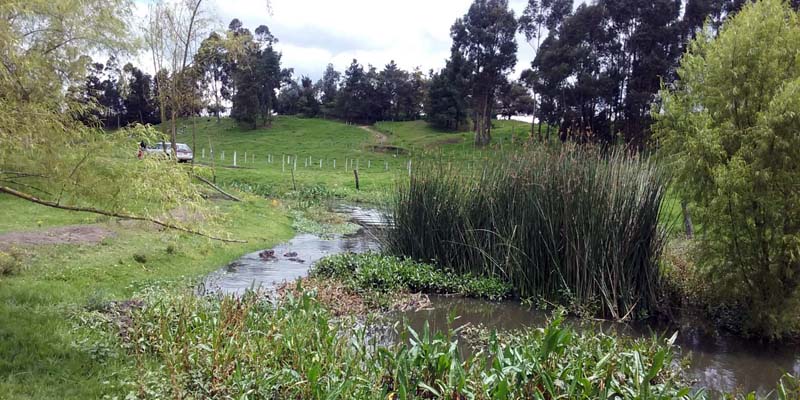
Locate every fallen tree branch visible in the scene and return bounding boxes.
[193,174,242,202]
[0,185,246,243]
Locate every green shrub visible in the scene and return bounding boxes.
[654,0,800,339]
[385,145,669,320]
[312,252,512,300]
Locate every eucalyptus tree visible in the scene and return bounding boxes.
[426,51,472,131]
[497,81,535,120]
[228,21,284,129]
[317,64,340,118]
[296,76,320,117]
[336,59,368,123]
[450,0,518,146]
[123,63,159,125]
[518,0,572,139]
[195,32,231,121]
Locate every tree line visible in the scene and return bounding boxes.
[77,0,793,147]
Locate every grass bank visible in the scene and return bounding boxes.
[0,194,293,399]
[172,117,537,203]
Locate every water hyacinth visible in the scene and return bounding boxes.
[385,145,670,320]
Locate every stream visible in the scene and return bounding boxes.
[204,205,800,395]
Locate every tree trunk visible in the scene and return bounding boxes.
[681,200,694,239]
[530,91,537,140]
[170,109,177,157]
[474,93,492,146]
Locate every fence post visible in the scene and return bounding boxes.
[282,155,285,172]
[368,160,371,169]
[201,148,205,159]
[244,151,247,164]
[221,151,225,161]
[293,155,297,171]
[233,152,237,167]
[353,169,360,190]
[319,159,322,169]
[333,159,336,169]
[408,160,412,176]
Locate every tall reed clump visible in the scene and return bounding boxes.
[385,145,670,320]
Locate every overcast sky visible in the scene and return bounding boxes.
[134,0,544,81]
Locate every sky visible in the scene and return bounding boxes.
[133,0,542,81]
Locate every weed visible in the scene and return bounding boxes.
[0,248,23,276]
[132,253,147,264]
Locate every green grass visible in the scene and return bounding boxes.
[176,117,407,202]
[375,119,541,154]
[172,117,545,203]
[0,195,103,234]
[0,194,293,399]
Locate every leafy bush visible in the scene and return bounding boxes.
[312,252,512,300]
[385,145,669,320]
[654,0,800,339]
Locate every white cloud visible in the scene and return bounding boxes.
[214,0,536,79]
[131,0,547,80]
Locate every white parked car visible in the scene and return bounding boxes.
[141,142,194,163]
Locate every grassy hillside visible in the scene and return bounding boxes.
[174,116,540,202]
[375,118,539,153]
[176,117,400,202]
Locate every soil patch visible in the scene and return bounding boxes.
[369,144,408,155]
[359,125,389,145]
[0,225,114,250]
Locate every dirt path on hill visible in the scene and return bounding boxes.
[0,225,114,250]
[359,125,388,145]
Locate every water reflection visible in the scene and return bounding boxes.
[204,231,378,296]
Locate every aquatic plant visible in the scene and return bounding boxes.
[385,145,670,319]
[312,252,512,301]
[125,290,712,399]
